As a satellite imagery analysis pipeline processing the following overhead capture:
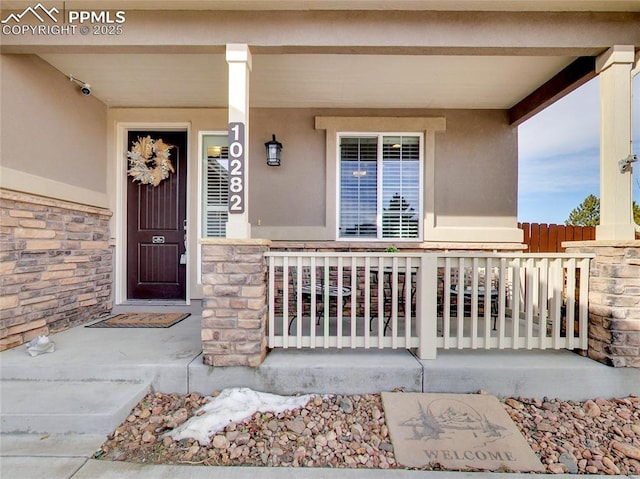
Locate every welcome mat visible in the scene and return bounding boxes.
[87,313,190,329]
[381,392,545,472]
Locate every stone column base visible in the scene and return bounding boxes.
[200,239,270,367]
[565,240,640,367]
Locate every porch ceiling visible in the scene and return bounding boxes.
[38,52,574,109]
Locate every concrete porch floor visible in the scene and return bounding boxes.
[1,314,637,406]
[1,314,639,478]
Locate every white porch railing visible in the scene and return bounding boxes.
[265,252,594,359]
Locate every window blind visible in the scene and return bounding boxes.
[339,134,421,240]
[203,146,229,238]
[339,137,378,237]
[382,136,420,238]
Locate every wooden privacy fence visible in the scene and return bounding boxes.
[519,223,595,253]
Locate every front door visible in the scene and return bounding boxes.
[126,130,187,300]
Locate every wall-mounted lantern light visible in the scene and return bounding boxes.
[265,134,283,167]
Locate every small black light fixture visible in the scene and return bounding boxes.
[265,134,283,167]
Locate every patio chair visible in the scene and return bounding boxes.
[287,266,352,334]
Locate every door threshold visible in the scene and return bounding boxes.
[120,299,190,306]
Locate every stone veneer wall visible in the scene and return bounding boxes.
[565,242,640,367]
[201,239,270,367]
[0,190,113,351]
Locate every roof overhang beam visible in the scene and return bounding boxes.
[508,56,597,127]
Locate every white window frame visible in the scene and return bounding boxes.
[315,116,446,242]
[337,132,424,241]
[197,130,228,283]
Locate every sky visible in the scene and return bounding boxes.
[518,72,640,225]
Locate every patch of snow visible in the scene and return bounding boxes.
[26,336,55,356]
[165,387,317,445]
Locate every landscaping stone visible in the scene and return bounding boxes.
[95,391,640,474]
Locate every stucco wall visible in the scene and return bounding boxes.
[434,109,518,227]
[105,106,518,299]
[0,54,108,207]
[109,106,517,233]
[250,108,518,240]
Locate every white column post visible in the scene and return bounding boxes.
[596,45,636,241]
[226,44,252,239]
[417,254,438,360]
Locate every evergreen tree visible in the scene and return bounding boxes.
[565,194,640,226]
[565,194,600,226]
[382,193,418,238]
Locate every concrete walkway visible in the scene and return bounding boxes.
[1,433,639,479]
[1,314,639,478]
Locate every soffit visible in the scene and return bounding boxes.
[38,53,574,109]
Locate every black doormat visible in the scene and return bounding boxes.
[86,313,190,328]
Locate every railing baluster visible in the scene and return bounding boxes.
[443,257,451,349]
[296,256,303,348]
[323,260,330,348]
[336,256,343,349]
[511,258,521,349]
[550,258,562,349]
[309,256,316,349]
[350,258,357,348]
[498,258,507,349]
[282,257,289,348]
[578,258,589,350]
[484,258,492,349]
[456,257,465,349]
[405,256,412,346]
[364,257,371,349]
[539,258,549,349]
[377,255,384,348]
[391,256,398,349]
[525,258,535,350]
[566,258,576,350]
[471,258,479,349]
[268,257,275,348]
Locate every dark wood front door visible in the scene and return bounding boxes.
[127,130,187,300]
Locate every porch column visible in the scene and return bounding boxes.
[226,44,252,239]
[595,45,636,241]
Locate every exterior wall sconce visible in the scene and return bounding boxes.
[265,134,283,167]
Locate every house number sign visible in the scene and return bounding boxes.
[228,122,245,214]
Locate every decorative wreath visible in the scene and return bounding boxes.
[127,135,175,187]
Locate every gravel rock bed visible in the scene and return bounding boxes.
[96,391,640,474]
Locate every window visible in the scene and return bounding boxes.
[339,133,422,240]
[201,134,229,238]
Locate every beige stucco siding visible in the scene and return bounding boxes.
[0,55,108,207]
[434,109,518,227]
[250,108,518,241]
[250,108,327,228]
[107,107,518,238]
